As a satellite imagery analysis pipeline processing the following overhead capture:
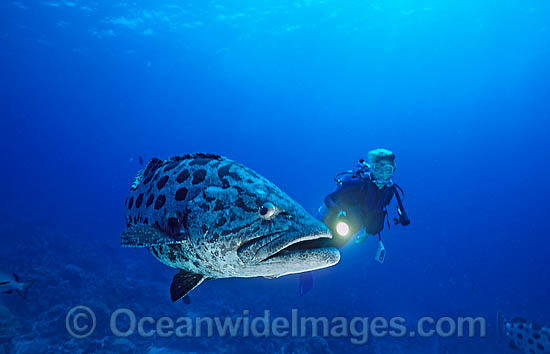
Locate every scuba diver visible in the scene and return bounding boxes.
[320,148,410,257]
[298,148,410,295]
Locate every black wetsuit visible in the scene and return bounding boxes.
[322,172,410,247]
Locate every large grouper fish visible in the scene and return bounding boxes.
[122,153,340,302]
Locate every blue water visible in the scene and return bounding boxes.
[1,0,549,353]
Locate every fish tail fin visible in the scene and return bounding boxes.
[497,311,506,337]
[16,280,34,299]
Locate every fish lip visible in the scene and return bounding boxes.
[257,230,333,263]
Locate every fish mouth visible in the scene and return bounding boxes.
[260,233,335,262]
[237,228,337,264]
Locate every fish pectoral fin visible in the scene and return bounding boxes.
[121,225,184,248]
[170,270,205,302]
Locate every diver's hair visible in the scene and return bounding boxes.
[368,148,396,166]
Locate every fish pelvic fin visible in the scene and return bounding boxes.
[170,270,205,302]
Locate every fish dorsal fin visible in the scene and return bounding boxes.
[121,225,185,248]
[170,270,204,302]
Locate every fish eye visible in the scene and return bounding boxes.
[258,202,276,219]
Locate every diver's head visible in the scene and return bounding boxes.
[367,148,396,186]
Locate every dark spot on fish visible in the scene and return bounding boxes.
[221,179,230,189]
[218,164,242,181]
[155,195,166,209]
[167,217,179,235]
[247,178,254,184]
[146,194,155,207]
[189,158,212,166]
[533,333,541,340]
[202,225,208,234]
[133,216,137,225]
[202,190,216,202]
[518,324,524,330]
[216,217,226,227]
[517,333,523,339]
[214,200,224,211]
[143,174,154,184]
[144,217,148,225]
[128,197,134,209]
[218,164,231,179]
[143,158,164,184]
[157,175,169,190]
[529,349,535,354]
[200,203,210,211]
[192,169,207,184]
[135,194,144,208]
[163,160,181,172]
[236,198,256,212]
[230,213,236,221]
[175,188,188,201]
[176,170,190,183]
[537,344,544,351]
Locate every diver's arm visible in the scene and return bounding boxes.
[393,187,410,226]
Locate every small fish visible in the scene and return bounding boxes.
[122,153,340,302]
[0,272,34,298]
[498,312,550,353]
